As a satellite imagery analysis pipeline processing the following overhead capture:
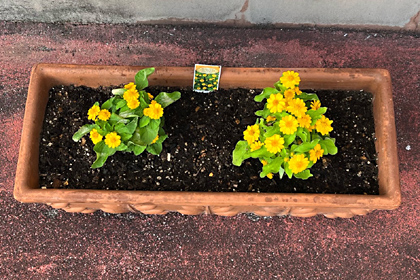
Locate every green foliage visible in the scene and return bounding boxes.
[232,71,338,180]
[72,67,181,168]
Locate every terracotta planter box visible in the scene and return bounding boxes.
[14,64,401,218]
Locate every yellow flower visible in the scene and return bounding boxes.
[89,129,102,144]
[148,93,154,99]
[267,173,273,179]
[127,98,140,110]
[212,74,217,77]
[287,98,307,118]
[261,160,268,166]
[203,74,207,77]
[284,157,289,162]
[279,115,299,135]
[200,79,204,82]
[250,141,263,151]
[288,154,309,174]
[123,88,139,102]
[294,87,302,95]
[284,89,295,99]
[266,115,276,122]
[98,109,111,121]
[308,125,315,132]
[309,144,324,163]
[213,82,217,85]
[197,87,201,90]
[280,71,301,88]
[315,115,333,135]
[243,124,260,144]
[151,135,159,144]
[143,100,164,119]
[297,114,312,129]
[264,134,285,154]
[104,132,121,149]
[203,87,207,90]
[87,104,100,120]
[267,93,286,113]
[124,82,136,90]
[311,100,321,111]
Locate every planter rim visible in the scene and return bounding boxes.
[14,63,401,216]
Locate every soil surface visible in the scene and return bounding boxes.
[39,85,379,194]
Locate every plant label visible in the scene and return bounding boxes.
[193,64,222,93]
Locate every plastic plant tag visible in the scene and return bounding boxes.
[193,64,222,93]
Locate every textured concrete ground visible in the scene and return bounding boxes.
[0,21,419,279]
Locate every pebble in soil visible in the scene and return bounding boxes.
[39,85,379,194]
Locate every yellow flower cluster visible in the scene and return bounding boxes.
[143,100,164,119]
[87,104,111,122]
[123,83,140,110]
[87,105,100,120]
[264,71,333,137]
[104,132,121,148]
[89,129,102,144]
[239,70,335,178]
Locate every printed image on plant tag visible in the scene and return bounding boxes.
[193,64,222,93]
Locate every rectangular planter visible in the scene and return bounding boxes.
[14,64,401,218]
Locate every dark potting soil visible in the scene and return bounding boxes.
[39,85,379,194]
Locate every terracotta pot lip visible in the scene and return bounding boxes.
[14,188,401,210]
[14,64,401,214]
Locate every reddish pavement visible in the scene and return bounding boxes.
[0,22,419,279]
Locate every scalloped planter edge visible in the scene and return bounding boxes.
[14,64,401,218]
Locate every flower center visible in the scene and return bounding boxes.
[285,120,293,128]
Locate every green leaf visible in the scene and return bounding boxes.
[120,132,133,142]
[249,146,273,159]
[263,125,279,139]
[284,163,293,179]
[232,141,248,166]
[156,129,168,144]
[292,139,320,153]
[101,97,115,110]
[116,99,126,110]
[91,141,115,168]
[274,81,287,92]
[112,88,126,96]
[116,143,128,151]
[319,138,338,155]
[297,92,319,102]
[146,142,163,155]
[260,157,283,178]
[114,123,130,135]
[139,116,150,128]
[307,107,327,122]
[128,141,147,156]
[278,166,285,179]
[119,109,138,118]
[110,112,129,124]
[133,145,147,156]
[296,127,308,143]
[294,169,313,180]
[72,124,96,142]
[284,133,296,146]
[255,106,270,118]
[135,67,155,90]
[136,124,159,146]
[154,91,181,108]
[254,87,279,102]
[126,117,138,134]
[149,119,161,129]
